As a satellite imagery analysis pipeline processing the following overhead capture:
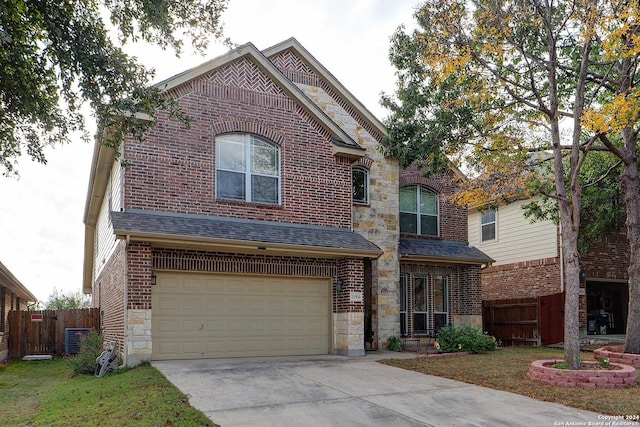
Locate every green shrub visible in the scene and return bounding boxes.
[67,331,104,375]
[386,335,402,352]
[436,325,497,354]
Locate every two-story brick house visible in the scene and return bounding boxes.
[469,201,630,338]
[83,38,492,365]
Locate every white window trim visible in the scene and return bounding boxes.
[480,208,497,242]
[215,134,281,205]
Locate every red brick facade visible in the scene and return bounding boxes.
[400,263,483,333]
[581,229,629,281]
[481,227,629,337]
[123,57,352,229]
[481,257,562,300]
[93,241,126,353]
[88,40,487,363]
[399,168,468,242]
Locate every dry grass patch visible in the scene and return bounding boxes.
[380,347,640,415]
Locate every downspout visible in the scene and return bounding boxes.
[123,234,130,367]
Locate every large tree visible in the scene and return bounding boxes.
[0,0,228,175]
[383,0,640,366]
[42,287,92,310]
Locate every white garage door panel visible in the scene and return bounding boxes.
[152,273,331,360]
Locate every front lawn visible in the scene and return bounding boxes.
[381,347,640,416]
[0,359,215,426]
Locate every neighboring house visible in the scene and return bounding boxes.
[0,261,37,360]
[469,200,630,338]
[83,38,492,366]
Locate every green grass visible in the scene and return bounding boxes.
[0,359,216,426]
[380,347,640,416]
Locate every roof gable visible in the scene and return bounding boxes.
[263,38,386,143]
[153,41,363,157]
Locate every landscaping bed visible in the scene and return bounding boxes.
[594,346,640,369]
[380,346,640,415]
[527,359,637,388]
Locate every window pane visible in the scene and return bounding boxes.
[400,313,407,336]
[400,275,407,311]
[217,138,245,171]
[433,277,448,313]
[434,313,448,332]
[217,170,245,200]
[400,212,417,233]
[414,313,428,334]
[420,215,438,236]
[481,209,495,224]
[251,139,278,175]
[414,277,427,312]
[420,188,437,215]
[251,175,278,203]
[400,186,417,212]
[482,223,496,241]
[352,168,367,203]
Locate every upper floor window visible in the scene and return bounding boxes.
[400,185,439,236]
[481,208,496,241]
[352,167,369,204]
[216,134,280,204]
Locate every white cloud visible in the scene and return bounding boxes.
[0,0,416,303]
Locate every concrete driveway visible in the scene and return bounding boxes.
[153,352,604,427]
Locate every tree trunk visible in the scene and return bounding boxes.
[621,131,640,354]
[558,204,582,368]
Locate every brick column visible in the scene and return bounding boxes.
[334,258,365,356]
[125,242,152,366]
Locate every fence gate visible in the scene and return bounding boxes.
[540,292,565,346]
[7,308,101,358]
[483,293,565,347]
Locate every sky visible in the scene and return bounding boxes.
[0,0,419,303]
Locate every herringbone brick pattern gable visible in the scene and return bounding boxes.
[270,50,321,87]
[207,58,285,95]
[269,49,384,143]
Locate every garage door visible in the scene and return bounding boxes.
[152,273,331,360]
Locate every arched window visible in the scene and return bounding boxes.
[216,134,280,204]
[399,185,439,236]
[352,166,369,204]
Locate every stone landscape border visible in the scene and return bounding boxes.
[594,346,640,369]
[527,359,637,388]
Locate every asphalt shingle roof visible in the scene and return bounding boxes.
[399,238,494,265]
[110,209,381,254]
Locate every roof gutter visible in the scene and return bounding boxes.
[399,254,494,267]
[116,231,383,259]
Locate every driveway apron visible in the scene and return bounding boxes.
[153,352,607,427]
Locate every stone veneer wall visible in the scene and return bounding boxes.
[290,74,400,351]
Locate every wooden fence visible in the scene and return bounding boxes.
[7,308,101,358]
[482,293,565,347]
